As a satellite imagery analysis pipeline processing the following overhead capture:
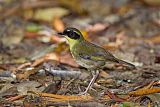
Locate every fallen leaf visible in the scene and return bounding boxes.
[142,0,160,6]
[128,88,160,97]
[39,92,93,101]
[23,9,34,20]
[1,29,24,46]
[24,32,43,38]
[99,70,110,78]
[104,90,125,102]
[60,52,79,67]
[33,7,69,22]
[86,23,107,33]
[25,23,41,33]
[31,53,59,67]
[145,34,160,44]
[50,35,66,43]
[29,45,56,60]
[52,17,64,32]
[117,5,131,15]
[103,31,126,50]
[59,0,86,15]
[17,81,43,95]
[7,95,24,102]
[16,68,38,80]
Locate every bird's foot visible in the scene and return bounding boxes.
[77,70,99,96]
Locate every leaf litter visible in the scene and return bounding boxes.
[0,0,160,107]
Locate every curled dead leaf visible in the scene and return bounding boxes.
[52,17,64,32]
[128,88,160,97]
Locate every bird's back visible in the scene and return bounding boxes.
[70,40,116,70]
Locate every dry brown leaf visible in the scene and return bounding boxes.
[104,90,125,102]
[50,35,65,43]
[59,0,85,15]
[31,53,59,67]
[145,34,160,44]
[142,0,160,6]
[32,52,78,68]
[7,95,25,102]
[39,93,93,101]
[60,52,79,67]
[117,5,131,15]
[102,32,125,50]
[52,17,64,32]
[102,44,118,51]
[86,23,107,33]
[99,70,110,78]
[17,62,32,70]
[24,32,43,38]
[33,7,69,22]
[16,69,38,80]
[128,88,160,97]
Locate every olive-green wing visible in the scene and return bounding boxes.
[79,52,106,61]
[77,40,117,62]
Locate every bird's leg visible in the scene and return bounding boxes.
[78,70,99,95]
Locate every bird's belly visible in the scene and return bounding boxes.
[75,60,94,68]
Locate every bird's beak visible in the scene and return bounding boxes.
[57,32,64,35]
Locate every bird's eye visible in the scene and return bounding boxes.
[68,31,80,39]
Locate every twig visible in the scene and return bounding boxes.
[17,62,32,70]
[43,62,81,79]
[6,95,25,102]
[39,93,93,101]
[128,87,160,97]
[104,89,125,102]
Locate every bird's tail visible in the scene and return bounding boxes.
[116,58,136,70]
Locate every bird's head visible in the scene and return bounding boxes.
[58,27,84,46]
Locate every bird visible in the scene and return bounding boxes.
[58,27,136,95]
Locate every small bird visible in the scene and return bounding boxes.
[58,27,135,95]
